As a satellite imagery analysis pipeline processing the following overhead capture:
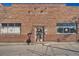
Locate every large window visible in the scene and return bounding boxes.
[56,23,76,34]
[0,23,21,34]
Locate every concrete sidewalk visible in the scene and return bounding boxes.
[0,42,79,56]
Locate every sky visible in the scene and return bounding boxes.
[0,0,79,3]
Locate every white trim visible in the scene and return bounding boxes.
[56,33,76,35]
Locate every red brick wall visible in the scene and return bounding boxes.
[0,3,79,42]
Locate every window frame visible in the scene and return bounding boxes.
[0,23,21,35]
[56,23,76,34]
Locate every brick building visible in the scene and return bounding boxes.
[0,3,79,42]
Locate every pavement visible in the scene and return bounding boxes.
[0,42,79,56]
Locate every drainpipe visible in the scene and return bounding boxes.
[76,20,78,41]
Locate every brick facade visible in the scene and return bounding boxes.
[0,3,79,42]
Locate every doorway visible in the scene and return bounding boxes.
[33,26,45,42]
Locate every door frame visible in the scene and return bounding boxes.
[32,25,45,42]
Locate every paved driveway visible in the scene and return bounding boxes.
[0,42,79,56]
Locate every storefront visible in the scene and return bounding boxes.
[0,3,79,42]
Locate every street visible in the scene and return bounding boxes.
[0,42,79,56]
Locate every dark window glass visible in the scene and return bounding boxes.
[56,23,76,26]
[57,28,63,33]
[56,23,76,33]
[1,23,21,27]
[15,23,21,27]
[8,23,14,26]
[70,28,76,33]
[2,23,7,27]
